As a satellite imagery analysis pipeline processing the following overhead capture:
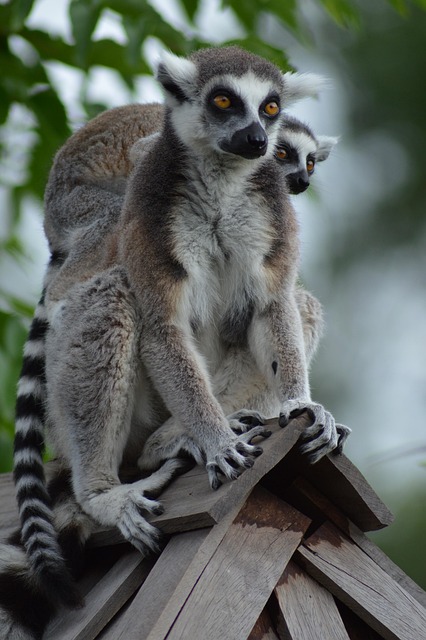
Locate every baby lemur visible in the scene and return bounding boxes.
[2,46,350,640]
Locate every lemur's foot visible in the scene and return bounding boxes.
[279,400,348,463]
[206,422,271,491]
[86,459,187,555]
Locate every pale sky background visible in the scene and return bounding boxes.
[1,0,425,510]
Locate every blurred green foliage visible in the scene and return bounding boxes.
[0,0,425,589]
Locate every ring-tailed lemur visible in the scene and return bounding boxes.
[2,47,350,640]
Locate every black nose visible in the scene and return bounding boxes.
[297,176,309,190]
[287,171,310,194]
[247,128,267,151]
[223,122,268,159]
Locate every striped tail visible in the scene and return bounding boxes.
[13,284,80,607]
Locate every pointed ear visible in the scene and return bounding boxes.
[156,51,197,103]
[283,72,330,105]
[316,135,339,161]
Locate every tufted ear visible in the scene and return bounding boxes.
[156,51,198,104]
[316,135,339,161]
[283,72,330,105]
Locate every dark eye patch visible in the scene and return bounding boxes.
[206,86,245,119]
[275,143,298,163]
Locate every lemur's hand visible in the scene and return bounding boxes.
[279,399,350,463]
[205,417,271,491]
[227,408,269,434]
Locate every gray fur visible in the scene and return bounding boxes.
[3,46,351,639]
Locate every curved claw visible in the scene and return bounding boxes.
[280,399,347,464]
[334,423,352,454]
[205,423,270,490]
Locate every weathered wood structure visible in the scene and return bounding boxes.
[1,415,425,639]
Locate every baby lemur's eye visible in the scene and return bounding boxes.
[264,101,280,117]
[275,148,288,160]
[213,95,232,109]
[307,158,315,173]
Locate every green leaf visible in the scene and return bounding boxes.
[103,0,150,19]
[222,36,291,71]
[222,0,256,29]
[0,49,47,103]
[0,0,35,34]
[0,84,11,124]
[23,86,70,199]
[69,0,103,69]
[228,0,299,33]
[0,429,14,473]
[121,3,189,58]
[266,0,299,33]
[319,0,360,27]
[21,27,76,66]
[88,38,151,75]
[9,0,36,31]
[180,0,199,21]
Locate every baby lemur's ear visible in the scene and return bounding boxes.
[316,135,339,161]
[283,72,330,105]
[156,51,198,104]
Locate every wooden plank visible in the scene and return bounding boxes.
[0,472,18,540]
[97,597,135,640]
[101,528,211,640]
[167,487,311,640]
[44,547,153,640]
[302,453,393,532]
[335,601,385,640]
[248,606,280,640]
[289,477,426,608]
[296,521,426,640]
[104,497,251,640]
[274,560,350,640]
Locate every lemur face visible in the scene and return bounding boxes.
[274,117,338,194]
[156,46,326,163]
[274,129,318,194]
[203,74,282,160]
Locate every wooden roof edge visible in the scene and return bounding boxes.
[301,448,394,531]
[0,414,393,546]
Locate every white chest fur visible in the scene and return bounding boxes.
[171,166,274,330]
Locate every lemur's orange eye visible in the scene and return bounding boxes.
[213,95,231,109]
[307,159,315,173]
[264,101,280,116]
[276,148,287,160]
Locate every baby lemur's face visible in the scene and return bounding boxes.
[274,122,337,194]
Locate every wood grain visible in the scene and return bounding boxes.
[296,521,426,640]
[103,496,252,640]
[302,452,394,532]
[100,528,211,640]
[288,476,426,608]
[0,471,18,540]
[44,547,152,640]
[274,560,350,640]
[167,487,311,640]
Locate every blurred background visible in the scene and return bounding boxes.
[0,0,425,587]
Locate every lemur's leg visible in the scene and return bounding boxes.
[248,294,349,463]
[46,267,186,554]
[139,287,335,475]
